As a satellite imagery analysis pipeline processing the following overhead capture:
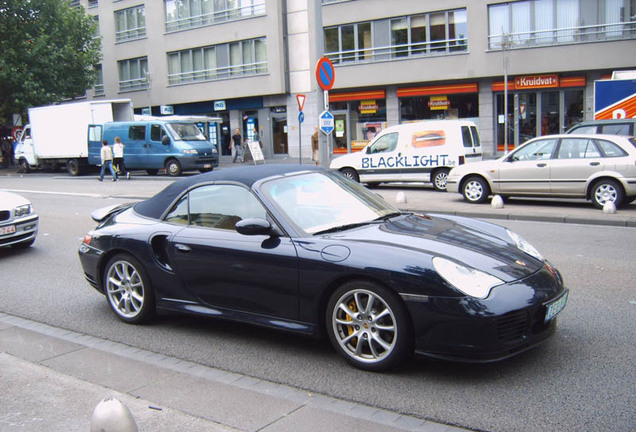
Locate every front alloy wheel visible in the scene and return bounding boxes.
[104,254,154,324]
[327,281,412,371]
[462,176,490,204]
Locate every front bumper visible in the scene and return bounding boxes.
[0,215,38,247]
[403,264,567,362]
[178,154,219,170]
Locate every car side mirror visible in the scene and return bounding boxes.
[235,218,275,236]
[161,135,171,146]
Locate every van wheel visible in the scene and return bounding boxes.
[340,168,360,183]
[66,159,80,176]
[432,169,450,191]
[19,159,30,173]
[166,159,182,177]
[462,176,490,204]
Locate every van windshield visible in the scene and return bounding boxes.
[166,123,208,141]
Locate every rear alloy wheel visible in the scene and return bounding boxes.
[326,281,413,371]
[340,167,360,183]
[165,159,182,177]
[432,168,450,191]
[462,176,490,204]
[104,254,155,324]
[591,179,624,209]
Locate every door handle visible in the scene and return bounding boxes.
[175,244,191,252]
[589,162,600,166]
[537,163,547,168]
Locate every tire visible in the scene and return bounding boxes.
[340,167,360,183]
[591,179,624,209]
[166,159,182,177]
[326,281,413,371]
[462,176,490,204]
[103,254,155,324]
[432,168,450,192]
[66,159,80,176]
[19,159,30,174]
[146,169,159,176]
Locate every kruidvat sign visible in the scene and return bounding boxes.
[515,75,559,89]
[362,154,452,169]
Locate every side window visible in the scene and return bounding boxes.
[129,125,146,141]
[600,123,631,136]
[596,139,628,158]
[88,125,103,142]
[470,126,481,148]
[461,126,473,148]
[367,132,399,154]
[166,184,267,230]
[511,139,557,161]
[151,124,165,142]
[557,139,601,159]
[164,195,189,225]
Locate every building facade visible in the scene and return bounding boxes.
[80,0,636,161]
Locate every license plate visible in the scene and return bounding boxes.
[204,164,211,168]
[545,291,568,322]
[0,225,16,236]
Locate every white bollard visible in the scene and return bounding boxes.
[602,201,617,214]
[396,191,407,204]
[491,195,504,209]
[90,397,138,432]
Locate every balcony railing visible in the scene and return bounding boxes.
[326,37,468,65]
[168,61,268,85]
[115,26,147,43]
[166,4,265,33]
[118,78,148,92]
[488,20,636,49]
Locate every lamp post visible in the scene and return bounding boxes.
[502,33,511,154]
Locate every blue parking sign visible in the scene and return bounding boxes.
[319,110,334,135]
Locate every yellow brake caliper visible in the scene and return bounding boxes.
[347,300,358,344]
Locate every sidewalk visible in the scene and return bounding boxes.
[0,313,468,432]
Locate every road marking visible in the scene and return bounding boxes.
[1,188,102,198]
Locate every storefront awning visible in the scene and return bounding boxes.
[396,83,478,97]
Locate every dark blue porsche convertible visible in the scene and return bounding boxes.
[78,164,568,371]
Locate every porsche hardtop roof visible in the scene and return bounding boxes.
[134,164,323,219]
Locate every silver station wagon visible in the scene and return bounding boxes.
[447,134,636,208]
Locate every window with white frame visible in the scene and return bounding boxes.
[167,38,267,85]
[488,0,636,49]
[94,64,104,95]
[324,9,467,64]
[165,0,265,32]
[118,57,149,92]
[115,5,146,43]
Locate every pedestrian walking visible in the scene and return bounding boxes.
[99,140,118,182]
[311,127,320,166]
[231,128,244,163]
[112,137,130,179]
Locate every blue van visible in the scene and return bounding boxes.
[88,119,219,176]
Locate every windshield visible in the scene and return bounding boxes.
[166,123,207,141]
[260,171,399,235]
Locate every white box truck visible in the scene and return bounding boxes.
[14,99,134,175]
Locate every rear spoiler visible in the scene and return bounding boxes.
[90,202,136,222]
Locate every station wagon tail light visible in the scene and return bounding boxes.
[459,156,465,165]
[83,234,92,245]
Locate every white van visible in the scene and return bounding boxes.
[330,120,482,190]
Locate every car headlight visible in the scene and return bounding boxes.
[14,204,32,218]
[183,149,198,155]
[506,229,544,261]
[433,257,504,299]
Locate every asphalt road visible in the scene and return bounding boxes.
[0,171,634,432]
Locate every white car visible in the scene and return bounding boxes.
[447,134,636,208]
[0,191,39,249]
